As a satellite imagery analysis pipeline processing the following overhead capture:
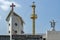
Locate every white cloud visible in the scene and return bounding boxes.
[0,0,20,11]
[0,5,9,11]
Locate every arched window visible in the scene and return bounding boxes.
[15,23,17,26]
[9,24,10,26]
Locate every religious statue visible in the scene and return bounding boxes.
[50,20,56,31]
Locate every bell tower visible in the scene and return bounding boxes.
[6,3,24,35]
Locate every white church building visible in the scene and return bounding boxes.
[0,2,60,40]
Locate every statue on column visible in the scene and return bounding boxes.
[50,20,56,31]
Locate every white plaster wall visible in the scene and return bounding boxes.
[12,14,23,35]
[8,13,14,35]
[7,13,23,35]
[43,34,46,38]
[46,31,60,40]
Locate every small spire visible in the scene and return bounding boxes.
[31,2,37,35]
[10,3,15,11]
[32,1,36,7]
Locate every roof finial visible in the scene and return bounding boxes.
[33,1,35,4]
[10,3,15,11]
[32,1,36,7]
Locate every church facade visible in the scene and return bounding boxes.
[0,2,60,40]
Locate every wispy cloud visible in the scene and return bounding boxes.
[0,0,20,11]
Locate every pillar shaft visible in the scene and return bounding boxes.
[32,19,35,35]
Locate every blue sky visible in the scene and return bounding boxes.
[0,0,60,35]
